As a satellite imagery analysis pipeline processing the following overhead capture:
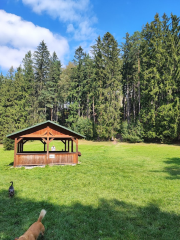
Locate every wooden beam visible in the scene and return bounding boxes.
[47,137,49,164]
[71,138,78,164]
[20,134,71,138]
[21,142,23,152]
[23,140,28,144]
[17,137,23,144]
[49,131,54,136]
[76,138,78,164]
[42,138,47,144]
[39,139,46,152]
[71,137,77,144]
[14,138,17,167]
[42,130,47,136]
[47,126,50,137]
[71,139,73,152]
[49,138,54,143]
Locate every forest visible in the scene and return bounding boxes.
[0,13,180,143]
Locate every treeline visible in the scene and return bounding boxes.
[1,13,180,143]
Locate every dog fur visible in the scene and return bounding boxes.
[14,209,46,240]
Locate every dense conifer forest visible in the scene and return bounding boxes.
[1,13,180,143]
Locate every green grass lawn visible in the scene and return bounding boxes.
[1,140,180,240]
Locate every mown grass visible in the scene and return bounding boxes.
[1,141,180,239]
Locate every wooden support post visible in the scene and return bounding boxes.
[47,126,50,164]
[47,137,49,164]
[71,138,78,164]
[65,140,67,152]
[76,138,78,164]
[14,138,17,167]
[68,139,70,152]
[16,137,23,155]
[71,139,73,152]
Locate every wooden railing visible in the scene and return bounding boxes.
[15,152,77,166]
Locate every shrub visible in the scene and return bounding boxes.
[3,137,14,150]
[155,103,180,143]
[71,117,93,140]
[121,121,144,143]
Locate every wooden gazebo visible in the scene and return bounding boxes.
[7,121,85,167]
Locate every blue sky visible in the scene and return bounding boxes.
[0,0,180,74]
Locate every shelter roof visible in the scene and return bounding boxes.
[6,120,85,140]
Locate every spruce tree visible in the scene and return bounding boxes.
[59,62,75,125]
[140,14,164,139]
[67,46,85,125]
[33,40,50,121]
[46,51,62,121]
[22,51,37,125]
[92,32,122,139]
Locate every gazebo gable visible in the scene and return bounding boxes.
[18,125,71,139]
[7,120,85,140]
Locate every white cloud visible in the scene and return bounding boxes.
[21,0,98,41]
[0,10,69,70]
[67,24,75,33]
[73,21,97,41]
[22,0,91,22]
[0,46,27,71]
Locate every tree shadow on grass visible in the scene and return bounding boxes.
[163,157,180,179]
[0,190,180,240]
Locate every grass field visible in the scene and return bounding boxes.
[1,140,180,240]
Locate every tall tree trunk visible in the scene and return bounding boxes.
[133,82,136,121]
[56,103,58,122]
[123,96,126,121]
[138,52,141,120]
[87,94,90,119]
[78,102,80,117]
[93,96,95,123]
[78,86,81,117]
[51,108,53,121]
[127,79,130,124]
